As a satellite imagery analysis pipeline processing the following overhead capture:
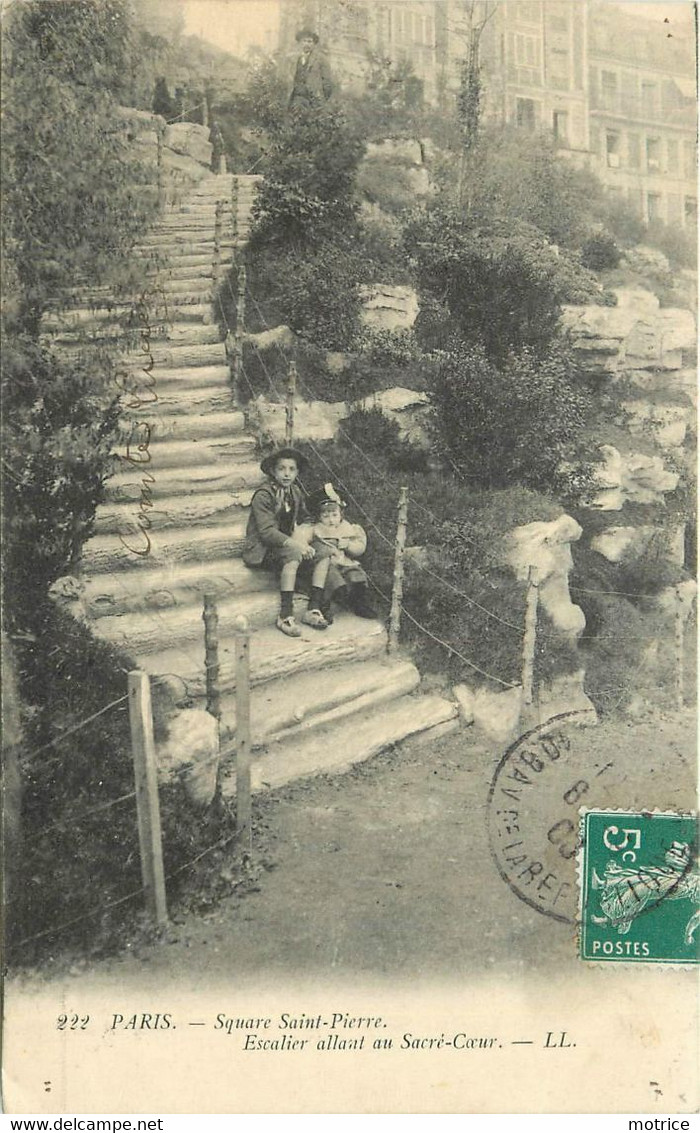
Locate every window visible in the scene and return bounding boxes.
[515,33,538,66]
[646,137,661,172]
[667,139,679,175]
[606,131,621,168]
[646,192,662,223]
[684,197,697,227]
[516,98,538,130]
[627,134,640,168]
[683,141,696,180]
[548,13,569,31]
[553,110,569,144]
[641,81,658,116]
[601,70,618,111]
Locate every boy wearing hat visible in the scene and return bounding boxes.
[243,448,330,637]
[295,483,376,621]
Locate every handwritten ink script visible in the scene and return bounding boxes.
[114,284,169,557]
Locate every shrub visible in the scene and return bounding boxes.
[428,338,594,495]
[2,337,121,632]
[405,209,603,362]
[250,101,365,252]
[250,242,366,352]
[339,407,429,472]
[581,230,622,272]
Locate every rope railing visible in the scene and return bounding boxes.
[241,287,523,634]
[225,275,519,689]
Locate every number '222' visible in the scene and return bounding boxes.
[56,1014,90,1030]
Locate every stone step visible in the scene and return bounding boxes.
[94,485,252,537]
[119,385,233,419]
[221,657,421,749]
[159,282,214,302]
[91,586,319,655]
[140,613,387,697]
[159,323,222,345]
[157,252,222,269]
[148,363,230,388]
[136,235,235,251]
[106,457,263,502]
[80,555,272,620]
[118,408,244,442]
[121,340,225,369]
[156,262,215,281]
[81,517,249,574]
[220,692,460,796]
[112,432,256,470]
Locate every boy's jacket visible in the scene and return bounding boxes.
[242,481,308,566]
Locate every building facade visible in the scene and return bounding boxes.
[275,0,696,229]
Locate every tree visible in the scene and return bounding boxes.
[1,0,157,329]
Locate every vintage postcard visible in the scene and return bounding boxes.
[1,0,697,1115]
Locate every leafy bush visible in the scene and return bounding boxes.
[250,101,365,251]
[2,337,121,631]
[250,241,366,352]
[428,338,595,495]
[581,231,622,272]
[447,126,608,249]
[2,0,158,329]
[405,209,603,362]
[339,407,429,472]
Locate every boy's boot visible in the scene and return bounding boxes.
[348,582,376,619]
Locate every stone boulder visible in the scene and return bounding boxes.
[507,514,586,639]
[243,325,296,353]
[591,524,685,566]
[359,387,430,447]
[621,401,690,450]
[158,707,220,808]
[359,284,419,331]
[589,445,679,510]
[454,672,596,745]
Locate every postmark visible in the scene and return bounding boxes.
[486,711,603,925]
[579,809,699,965]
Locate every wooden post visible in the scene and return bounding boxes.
[202,594,221,727]
[236,261,247,333]
[212,200,223,288]
[156,120,166,212]
[388,487,409,654]
[285,360,297,446]
[231,176,239,249]
[521,567,539,709]
[234,617,252,846]
[675,586,685,712]
[128,671,168,928]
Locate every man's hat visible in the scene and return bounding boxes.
[296,27,319,43]
[307,482,346,515]
[260,447,308,475]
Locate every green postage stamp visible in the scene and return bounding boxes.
[579,809,699,965]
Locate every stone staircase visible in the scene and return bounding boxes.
[74,172,459,793]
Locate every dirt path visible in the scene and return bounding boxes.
[71,707,695,988]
